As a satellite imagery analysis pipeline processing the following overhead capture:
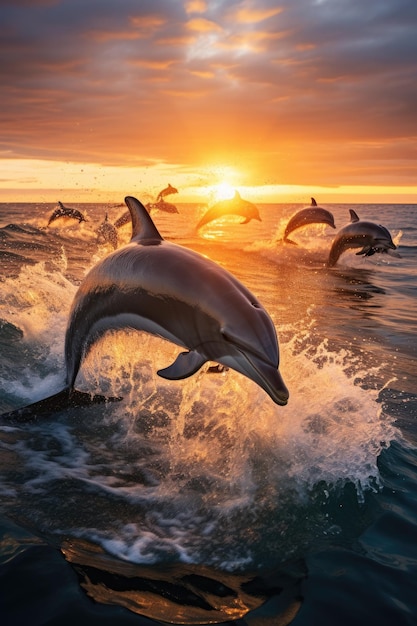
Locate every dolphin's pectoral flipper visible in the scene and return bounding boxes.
[157,351,207,380]
[355,246,372,256]
[1,388,122,423]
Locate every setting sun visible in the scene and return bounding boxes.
[212,182,236,202]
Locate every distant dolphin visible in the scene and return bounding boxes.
[47,201,86,227]
[283,198,336,244]
[146,198,179,214]
[113,210,132,229]
[96,213,118,249]
[328,209,398,267]
[2,196,288,421]
[114,197,178,229]
[156,183,178,202]
[197,190,261,230]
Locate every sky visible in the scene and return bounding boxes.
[1,0,417,203]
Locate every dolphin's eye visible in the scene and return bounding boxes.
[251,301,261,309]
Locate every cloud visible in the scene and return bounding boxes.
[185,0,207,14]
[0,0,417,189]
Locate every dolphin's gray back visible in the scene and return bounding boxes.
[64,239,278,388]
[284,207,335,241]
[328,221,396,267]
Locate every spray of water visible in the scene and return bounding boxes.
[0,262,400,569]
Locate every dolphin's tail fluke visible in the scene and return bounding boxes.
[0,388,122,423]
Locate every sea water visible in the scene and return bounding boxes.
[0,201,416,625]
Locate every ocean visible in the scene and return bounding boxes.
[0,200,416,625]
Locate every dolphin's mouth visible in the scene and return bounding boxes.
[243,351,289,406]
[197,340,289,406]
[217,348,288,406]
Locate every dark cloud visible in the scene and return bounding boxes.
[0,0,417,186]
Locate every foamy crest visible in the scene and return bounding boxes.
[0,262,75,401]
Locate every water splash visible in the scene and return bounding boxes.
[0,263,400,570]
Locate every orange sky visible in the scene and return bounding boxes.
[1,0,417,203]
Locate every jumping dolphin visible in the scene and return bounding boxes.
[283,198,336,244]
[149,184,179,212]
[197,190,261,230]
[2,196,288,421]
[328,209,398,267]
[96,213,118,249]
[47,201,86,227]
[156,183,178,202]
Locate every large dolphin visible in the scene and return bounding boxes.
[47,201,86,227]
[2,196,288,421]
[328,209,398,267]
[197,190,261,230]
[283,198,336,244]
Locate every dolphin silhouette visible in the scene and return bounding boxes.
[2,196,288,421]
[328,209,398,267]
[283,198,336,244]
[146,198,179,213]
[113,210,132,228]
[156,183,178,202]
[197,190,261,229]
[47,201,86,226]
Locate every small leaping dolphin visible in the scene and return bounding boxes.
[283,198,336,244]
[47,201,86,227]
[96,213,118,249]
[197,190,261,230]
[328,209,398,267]
[156,183,178,202]
[2,196,288,421]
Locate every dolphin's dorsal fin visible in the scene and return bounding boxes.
[58,201,65,209]
[124,196,164,243]
[234,190,241,200]
[311,197,317,206]
[349,209,360,222]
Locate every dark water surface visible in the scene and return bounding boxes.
[0,201,416,625]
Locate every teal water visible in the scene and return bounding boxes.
[0,201,416,625]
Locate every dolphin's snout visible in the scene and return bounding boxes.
[244,352,289,406]
[270,370,289,406]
